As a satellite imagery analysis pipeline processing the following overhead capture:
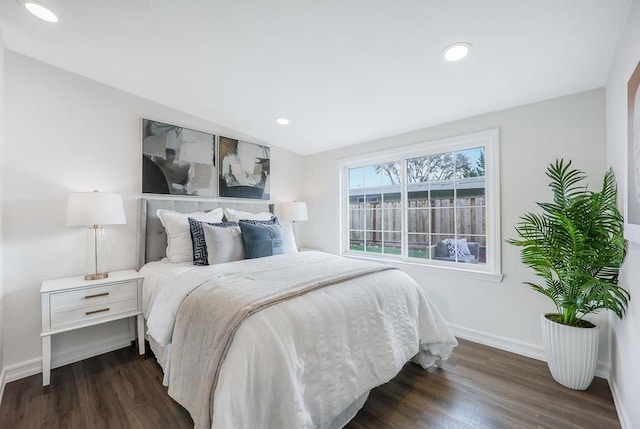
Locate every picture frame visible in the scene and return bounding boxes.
[141,119,216,197]
[626,61,640,242]
[218,136,271,200]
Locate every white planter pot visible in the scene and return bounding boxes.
[541,314,599,390]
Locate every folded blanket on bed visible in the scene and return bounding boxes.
[168,253,396,429]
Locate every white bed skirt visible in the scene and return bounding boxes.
[148,333,172,386]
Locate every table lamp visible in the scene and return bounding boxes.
[278,201,308,223]
[277,201,308,246]
[66,191,126,280]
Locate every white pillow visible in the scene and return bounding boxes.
[224,207,273,222]
[157,208,224,262]
[202,223,244,264]
[280,224,299,254]
[457,238,472,256]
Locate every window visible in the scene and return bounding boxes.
[340,129,501,278]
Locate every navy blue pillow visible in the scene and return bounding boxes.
[237,216,280,225]
[238,221,284,259]
[188,218,239,266]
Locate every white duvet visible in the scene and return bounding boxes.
[140,252,457,429]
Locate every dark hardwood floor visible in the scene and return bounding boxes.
[0,339,620,429]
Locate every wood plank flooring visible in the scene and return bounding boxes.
[0,339,620,428]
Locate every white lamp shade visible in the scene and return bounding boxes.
[66,192,126,226]
[277,201,308,222]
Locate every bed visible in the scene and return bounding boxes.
[137,198,458,429]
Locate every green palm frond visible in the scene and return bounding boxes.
[508,160,630,327]
[547,159,587,207]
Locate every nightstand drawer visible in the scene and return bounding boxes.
[50,281,137,311]
[50,296,138,330]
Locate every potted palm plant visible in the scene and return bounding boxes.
[508,159,630,390]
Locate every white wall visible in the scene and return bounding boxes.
[2,51,305,371]
[301,89,611,367]
[605,0,640,427]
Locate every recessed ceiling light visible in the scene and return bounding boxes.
[275,118,290,126]
[22,0,58,23]
[442,42,472,63]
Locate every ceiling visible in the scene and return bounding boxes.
[0,0,631,155]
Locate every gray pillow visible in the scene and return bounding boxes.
[436,240,450,258]
[202,222,245,265]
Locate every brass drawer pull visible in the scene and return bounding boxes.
[84,292,109,299]
[86,308,110,315]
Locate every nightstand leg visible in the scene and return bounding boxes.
[42,335,51,386]
[136,314,145,355]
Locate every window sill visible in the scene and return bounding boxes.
[341,252,504,283]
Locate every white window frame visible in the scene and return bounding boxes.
[339,129,502,281]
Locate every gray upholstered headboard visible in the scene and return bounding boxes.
[137,198,272,269]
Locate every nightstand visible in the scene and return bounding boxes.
[40,269,144,386]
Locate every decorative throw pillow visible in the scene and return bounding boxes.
[224,208,273,222]
[202,222,244,265]
[238,221,284,259]
[238,216,279,225]
[188,218,239,265]
[157,208,224,262]
[444,239,457,257]
[444,238,471,258]
[280,224,298,254]
[436,240,450,258]
[457,238,472,256]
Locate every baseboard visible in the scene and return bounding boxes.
[609,377,631,429]
[0,367,6,406]
[3,357,41,384]
[449,324,609,379]
[1,333,132,388]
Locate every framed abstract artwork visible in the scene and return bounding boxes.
[626,60,640,242]
[142,119,216,197]
[627,61,640,242]
[218,136,271,200]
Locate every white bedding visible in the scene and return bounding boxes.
[140,252,457,429]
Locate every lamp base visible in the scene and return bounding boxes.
[85,272,109,281]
